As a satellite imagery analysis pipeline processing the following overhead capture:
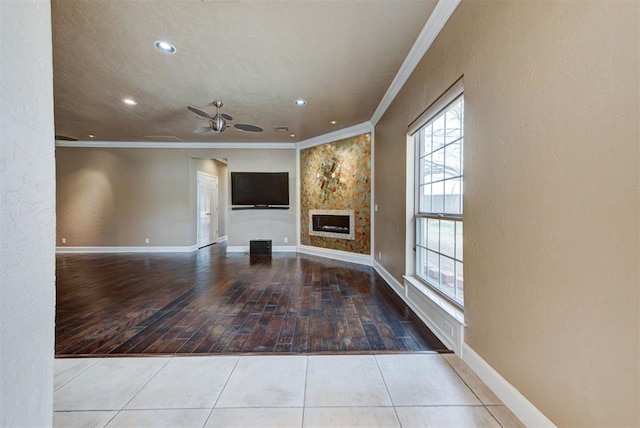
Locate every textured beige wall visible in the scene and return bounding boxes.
[374,1,639,426]
[56,147,295,248]
[56,148,193,246]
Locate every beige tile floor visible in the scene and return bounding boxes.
[54,354,525,428]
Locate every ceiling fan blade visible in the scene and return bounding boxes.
[221,113,233,121]
[234,123,263,132]
[187,106,212,119]
[194,126,213,134]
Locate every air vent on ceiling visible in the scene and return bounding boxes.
[273,126,289,132]
[55,135,78,141]
[143,136,184,142]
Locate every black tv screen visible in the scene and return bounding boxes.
[231,172,289,207]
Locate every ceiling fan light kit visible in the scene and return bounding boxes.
[188,101,263,134]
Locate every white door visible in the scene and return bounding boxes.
[197,172,218,248]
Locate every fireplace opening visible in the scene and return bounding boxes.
[309,209,355,240]
[312,214,350,234]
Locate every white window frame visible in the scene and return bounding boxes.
[409,78,464,309]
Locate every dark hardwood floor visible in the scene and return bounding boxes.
[55,244,449,356]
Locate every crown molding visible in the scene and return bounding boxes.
[370,0,461,126]
[297,121,373,150]
[55,141,297,149]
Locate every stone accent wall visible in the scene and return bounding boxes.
[300,133,371,254]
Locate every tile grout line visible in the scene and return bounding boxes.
[439,354,506,428]
[54,357,103,392]
[373,354,403,428]
[484,405,507,428]
[102,356,174,427]
[201,355,242,428]
[301,355,308,428]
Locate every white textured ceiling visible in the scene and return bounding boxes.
[52,0,437,143]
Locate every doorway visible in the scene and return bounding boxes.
[197,171,218,248]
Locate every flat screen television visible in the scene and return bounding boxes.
[231,172,289,209]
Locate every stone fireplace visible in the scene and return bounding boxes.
[309,209,355,240]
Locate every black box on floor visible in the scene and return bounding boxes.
[250,239,272,255]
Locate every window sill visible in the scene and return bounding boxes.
[403,275,465,324]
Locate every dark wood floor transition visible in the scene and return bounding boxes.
[55,244,448,356]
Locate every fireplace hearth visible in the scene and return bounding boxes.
[309,209,355,240]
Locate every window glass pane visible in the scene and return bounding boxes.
[460,137,464,176]
[427,219,439,251]
[422,124,432,156]
[419,184,432,213]
[459,179,464,213]
[444,140,461,179]
[439,256,455,299]
[460,178,464,214]
[431,181,444,213]
[416,245,426,278]
[439,220,455,258]
[455,221,463,261]
[427,250,439,282]
[445,98,463,144]
[444,178,462,215]
[431,148,445,182]
[417,218,427,246]
[414,93,463,308]
[455,261,464,304]
[432,115,445,151]
[422,154,432,184]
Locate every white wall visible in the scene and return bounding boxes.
[0,1,56,426]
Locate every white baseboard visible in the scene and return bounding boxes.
[273,246,298,252]
[374,263,552,426]
[226,246,248,252]
[373,260,404,296]
[297,245,372,266]
[216,235,228,243]
[56,245,198,253]
[226,245,297,253]
[462,343,556,427]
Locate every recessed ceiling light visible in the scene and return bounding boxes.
[294,99,306,106]
[289,134,296,138]
[123,98,137,106]
[330,120,337,125]
[154,40,176,54]
[88,134,95,138]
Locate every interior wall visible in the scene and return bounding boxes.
[0,1,56,426]
[374,1,639,426]
[56,147,296,248]
[300,133,371,254]
[56,148,193,246]
[212,148,297,248]
[190,158,229,242]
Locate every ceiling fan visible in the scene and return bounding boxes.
[188,101,263,134]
